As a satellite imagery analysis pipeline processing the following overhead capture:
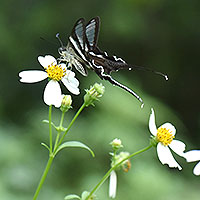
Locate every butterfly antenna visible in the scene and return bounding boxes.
[128,64,168,81]
[56,33,64,48]
[40,36,58,46]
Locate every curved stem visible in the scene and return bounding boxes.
[33,155,54,200]
[86,144,152,200]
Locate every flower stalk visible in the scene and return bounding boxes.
[85,144,152,200]
[49,105,53,153]
[33,155,54,200]
[33,103,86,200]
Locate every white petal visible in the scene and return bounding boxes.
[66,73,79,87]
[159,123,176,136]
[149,108,157,136]
[61,76,80,95]
[19,70,48,83]
[66,70,75,77]
[59,63,67,71]
[193,162,200,176]
[184,150,200,162]
[157,142,182,170]
[169,140,186,157]
[109,170,117,199]
[38,55,57,68]
[43,80,62,108]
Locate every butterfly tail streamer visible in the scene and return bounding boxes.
[100,73,144,107]
[126,64,168,80]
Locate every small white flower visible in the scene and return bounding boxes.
[19,55,80,107]
[149,108,186,170]
[109,170,117,199]
[184,150,200,175]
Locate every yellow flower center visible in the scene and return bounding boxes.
[156,127,174,146]
[45,64,66,81]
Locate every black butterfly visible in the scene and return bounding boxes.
[57,17,168,106]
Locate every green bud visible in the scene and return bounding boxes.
[60,95,72,113]
[84,83,105,107]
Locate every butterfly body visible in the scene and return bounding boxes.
[57,17,167,105]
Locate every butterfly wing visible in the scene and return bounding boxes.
[85,16,100,51]
[70,18,86,51]
[68,18,88,76]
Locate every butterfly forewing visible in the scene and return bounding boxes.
[66,42,88,76]
[68,18,89,76]
[85,17,100,51]
[71,18,86,51]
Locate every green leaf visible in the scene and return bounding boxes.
[42,119,50,124]
[42,120,56,127]
[55,141,95,157]
[81,191,96,200]
[41,142,50,151]
[64,194,80,200]
[42,120,66,132]
[81,191,90,200]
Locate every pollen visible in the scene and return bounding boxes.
[45,64,66,81]
[156,127,174,146]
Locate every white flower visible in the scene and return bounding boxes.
[19,55,80,107]
[109,170,117,199]
[149,108,186,170]
[183,150,200,175]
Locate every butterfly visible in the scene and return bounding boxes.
[57,16,168,106]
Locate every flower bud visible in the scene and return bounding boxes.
[110,138,123,150]
[84,83,105,107]
[111,151,130,171]
[60,95,72,112]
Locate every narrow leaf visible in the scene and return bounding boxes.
[41,142,50,151]
[64,194,80,200]
[42,120,56,128]
[55,141,95,157]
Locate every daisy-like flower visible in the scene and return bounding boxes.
[183,150,200,175]
[149,108,186,170]
[19,55,80,107]
[109,170,117,199]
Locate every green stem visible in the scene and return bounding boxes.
[33,155,54,200]
[53,131,61,153]
[59,111,65,127]
[55,103,86,152]
[53,112,65,152]
[86,144,152,200]
[49,105,53,153]
[33,103,86,199]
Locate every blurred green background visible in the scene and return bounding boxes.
[0,0,200,199]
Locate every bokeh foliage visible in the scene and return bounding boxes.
[0,0,200,199]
